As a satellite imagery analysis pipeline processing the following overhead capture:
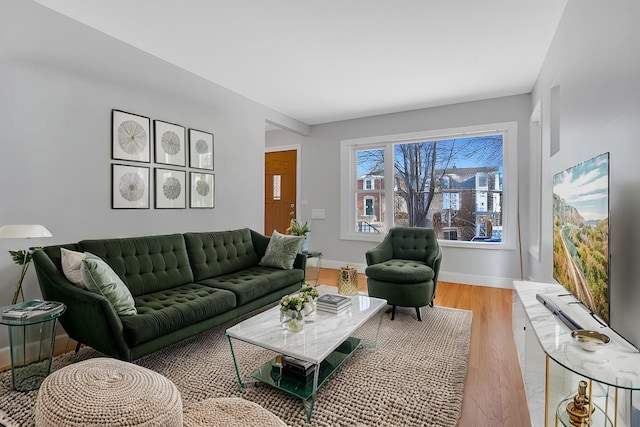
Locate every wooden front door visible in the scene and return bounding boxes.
[265,150,297,236]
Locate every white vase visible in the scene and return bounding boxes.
[280,309,305,331]
[302,296,316,322]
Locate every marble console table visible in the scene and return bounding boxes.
[513,281,640,427]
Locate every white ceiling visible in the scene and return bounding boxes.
[34,0,567,126]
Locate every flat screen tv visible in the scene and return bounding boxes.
[552,152,609,324]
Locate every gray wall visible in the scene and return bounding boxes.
[267,94,532,287]
[0,0,305,349]
[529,0,640,347]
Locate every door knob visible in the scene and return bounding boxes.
[290,204,295,208]
[289,211,295,216]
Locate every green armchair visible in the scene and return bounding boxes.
[365,227,442,321]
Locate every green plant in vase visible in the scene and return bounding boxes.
[286,219,310,251]
[8,248,40,305]
[286,219,310,236]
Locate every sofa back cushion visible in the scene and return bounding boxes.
[184,228,259,281]
[78,234,193,297]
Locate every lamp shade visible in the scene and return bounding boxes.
[0,224,53,239]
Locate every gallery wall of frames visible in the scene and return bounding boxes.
[111,109,215,209]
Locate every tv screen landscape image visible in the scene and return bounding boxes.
[552,152,609,324]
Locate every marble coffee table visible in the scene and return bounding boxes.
[225,285,386,421]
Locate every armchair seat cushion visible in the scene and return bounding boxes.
[365,259,434,283]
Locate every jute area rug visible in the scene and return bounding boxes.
[0,305,471,427]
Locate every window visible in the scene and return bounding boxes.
[364,178,373,190]
[340,122,517,249]
[354,149,386,234]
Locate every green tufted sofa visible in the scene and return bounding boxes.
[33,228,305,361]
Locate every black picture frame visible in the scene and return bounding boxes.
[155,168,186,209]
[154,120,186,167]
[190,172,215,208]
[188,128,214,170]
[112,164,150,209]
[112,110,151,163]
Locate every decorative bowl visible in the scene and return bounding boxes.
[571,330,610,352]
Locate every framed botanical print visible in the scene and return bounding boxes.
[188,129,214,170]
[112,110,151,163]
[112,164,150,209]
[155,168,186,209]
[154,120,186,166]
[190,172,215,208]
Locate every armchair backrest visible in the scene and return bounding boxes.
[389,227,441,268]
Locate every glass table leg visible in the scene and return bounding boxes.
[304,363,321,422]
[226,333,245,389]
[362,307,384,350]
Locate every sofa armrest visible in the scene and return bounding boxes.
[293,253,307,272]
[250,229,270,258]
[33,250,132,360]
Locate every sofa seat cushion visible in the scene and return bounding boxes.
[365,259,435,283]
[197,266,304,306]
[120,284,235,347]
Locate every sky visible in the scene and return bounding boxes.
[552,153,609,222]
[357,136,504,177]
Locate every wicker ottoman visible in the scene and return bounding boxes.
[34,358,183,426]
[183,397,286,427]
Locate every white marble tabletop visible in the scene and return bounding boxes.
[226,285,387,364]
[514,281,640,390]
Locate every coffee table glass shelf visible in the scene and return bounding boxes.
[225,285,386,421]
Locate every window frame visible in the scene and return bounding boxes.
[340,122,518,250]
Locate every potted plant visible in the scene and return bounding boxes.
[286,219,310,251]
[285,219,310,236]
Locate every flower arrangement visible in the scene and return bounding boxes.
[299,285,319,300]
[280,294,305,312]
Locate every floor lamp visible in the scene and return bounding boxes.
[0,224,53,304]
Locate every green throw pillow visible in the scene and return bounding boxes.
[259,230,304,270]
[81,257,137,316]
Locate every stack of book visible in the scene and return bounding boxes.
[316,294,352,314]
[2,300,64,320]
[282,355,316,381]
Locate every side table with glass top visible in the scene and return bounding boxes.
[0,301,66,391]
[302,251,322,285]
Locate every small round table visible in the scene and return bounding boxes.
[0,301,65,391]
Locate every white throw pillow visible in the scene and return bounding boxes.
[61,248,87,288]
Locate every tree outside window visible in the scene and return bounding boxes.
[356,135,503,242]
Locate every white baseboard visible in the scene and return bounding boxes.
[0,333,71,371]
[320,258,516,289]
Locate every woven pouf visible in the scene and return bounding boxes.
[183,397,286,427]
[34,357,183,427]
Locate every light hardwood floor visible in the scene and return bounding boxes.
[318,268,531,427]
